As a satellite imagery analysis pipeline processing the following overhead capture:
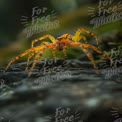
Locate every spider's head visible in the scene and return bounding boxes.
[56,34,72,51]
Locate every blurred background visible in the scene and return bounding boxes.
[0,0,122,67]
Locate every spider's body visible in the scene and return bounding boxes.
[4,28,111,77]
[55,34,72,51]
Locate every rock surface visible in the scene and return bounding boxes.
[0,59,122,122]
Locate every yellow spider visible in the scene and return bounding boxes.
[4,28,111,77]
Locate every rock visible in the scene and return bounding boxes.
[0,59,121,122]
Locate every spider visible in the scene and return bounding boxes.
[4,28,111,77]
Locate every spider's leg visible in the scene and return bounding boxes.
[82,47,97,69]
[73,28,99,48]
[81,48,99,74]
[70,42,110,73]
[26,42,51,71]
[80,35,88,44]
[82,44,111,60]
[31,34,57,48]
[28,44,55,77]
[4,49,32,73]
[28,51,45,77]
[58,34,73,40]
[74,35,88,44]
[25,53,35,71]
[63,46,67,59]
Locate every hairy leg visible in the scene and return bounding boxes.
[81,47,97,69]
[28,51,44,77]
[31,34,57,48]
[57,34,72,40]
[73,28,99,48]
[25,53,35,71]
[28,44,55,77]
[81,48,100,74]
[63,46,67,59]
[70,42,110,73]
[80,35,88,44]
[4,49,32,73]
[82,44,111,60]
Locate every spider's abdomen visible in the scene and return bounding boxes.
[56,43,65,51]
